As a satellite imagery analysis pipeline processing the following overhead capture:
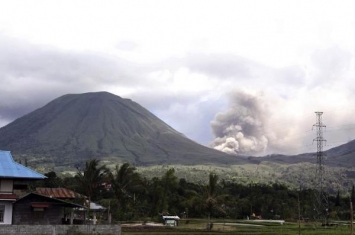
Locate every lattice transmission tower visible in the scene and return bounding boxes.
[312,111,328,225]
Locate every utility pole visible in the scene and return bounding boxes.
[312,111,328,226]
[298,194,301,235]
[350,199,353,235]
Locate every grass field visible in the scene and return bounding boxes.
[121,219,354,235]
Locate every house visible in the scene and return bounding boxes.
[36,187,105,224]
[13,192,84,225]
[0,150,46,225]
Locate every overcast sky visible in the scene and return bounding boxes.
[1,0,355,156]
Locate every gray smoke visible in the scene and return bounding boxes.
[210,90,269,155]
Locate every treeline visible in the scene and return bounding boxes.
[31,160,354,221]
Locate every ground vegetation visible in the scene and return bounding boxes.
[31,160,355,224]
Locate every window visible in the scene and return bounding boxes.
[32,205,46,219]
[32,211,44,219]
[0,180,13,193]
[0,205,5,222]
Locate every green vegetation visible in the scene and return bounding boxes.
[75,159,108,212]
[135,163,354,193]
[31,160,355,225]
[108,163,142,218]
[30,161,355,195]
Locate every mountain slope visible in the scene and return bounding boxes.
[0,92,245,167]
[246,140,355,167]
[323,139,355,167]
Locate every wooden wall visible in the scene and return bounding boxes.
[13,194,63,225]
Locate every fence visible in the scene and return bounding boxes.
[0,224,121,235]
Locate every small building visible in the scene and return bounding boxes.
[76,201,106,224]
[13,192,85,225]
[36,187,106,224]
[162,215,180,226]
[0,150,46,225]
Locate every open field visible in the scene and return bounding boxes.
[121,219,354,235]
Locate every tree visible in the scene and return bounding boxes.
[44,171,63,188]
[108,163,142,219]
[145,176,164,217]
[28,171,63,191]
[76,159,107,213]
[159,168,179,214]
[191,173,226,230]
[335,190,340,207]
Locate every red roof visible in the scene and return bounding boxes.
[36,188,85,199]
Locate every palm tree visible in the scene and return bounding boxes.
[76,159,107,214]
[160,168,178,214]
[191,173,226,230]
[108,163,142,217]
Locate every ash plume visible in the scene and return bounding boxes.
[210,90,269,155]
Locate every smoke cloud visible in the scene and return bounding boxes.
[210,90,269,155]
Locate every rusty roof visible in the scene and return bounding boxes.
[36,188,86,199]
[16,192,86,209]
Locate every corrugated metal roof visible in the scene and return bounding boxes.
[16,192,86,208]
[163,216,180,220]
[0,150,46,179]
[77,202,106,211]
[36,187,86,199]
[89,202,105,210]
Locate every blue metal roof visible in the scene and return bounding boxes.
[0,150,46,179]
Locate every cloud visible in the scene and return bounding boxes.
[0,35,148,124]
[183,52,308,94]
[308,46,353,87]
[185,53,258,79]
[116,40,138,51]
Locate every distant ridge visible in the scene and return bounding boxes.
[246,139,355,168]
[0,92,246,168]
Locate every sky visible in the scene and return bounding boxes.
[1,0,355,156]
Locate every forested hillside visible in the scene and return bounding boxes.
[32,160,354,222]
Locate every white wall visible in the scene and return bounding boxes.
[0,202,13,225]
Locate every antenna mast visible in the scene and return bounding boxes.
[312,111,328,225]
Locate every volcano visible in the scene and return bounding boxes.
[0,92,245,168]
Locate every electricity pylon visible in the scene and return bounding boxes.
[312,111,328,225]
